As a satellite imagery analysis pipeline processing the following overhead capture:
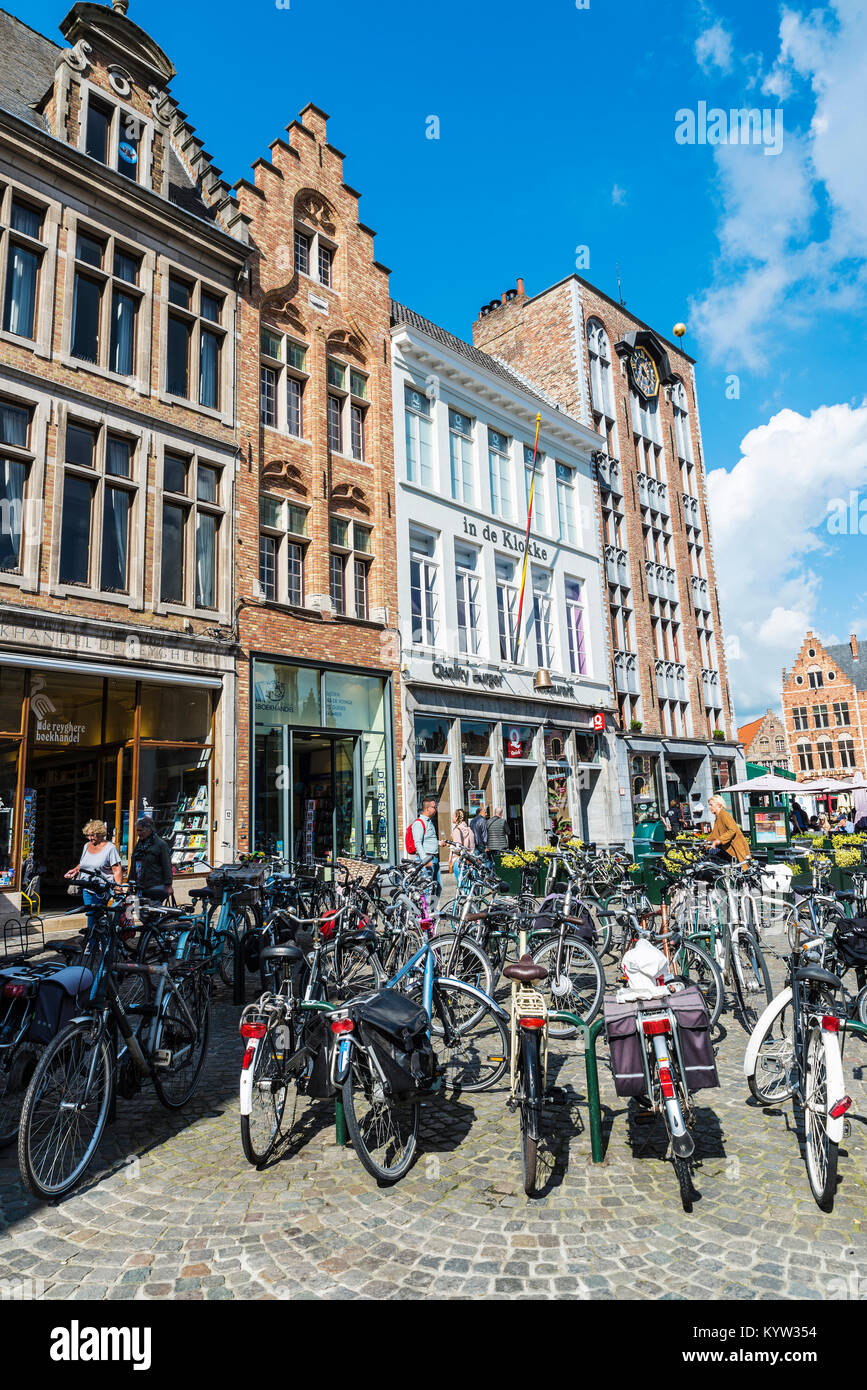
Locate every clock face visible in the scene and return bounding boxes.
[630,346,660,400]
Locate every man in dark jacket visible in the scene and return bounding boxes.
[487,807,509,853]
[128,816,173,901]
[470,805,489,856]
[666,800,683,836]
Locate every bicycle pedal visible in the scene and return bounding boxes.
[543,1086,567,1107]
[152,1049,172,1069]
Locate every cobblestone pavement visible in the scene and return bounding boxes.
[2,941,867,1301]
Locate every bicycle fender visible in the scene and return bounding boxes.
[437,976,509,1021]
[334,1034,353,1086]
[743,986,792,1078]
[239,1039,259,1116]
[820,1027,847,1144]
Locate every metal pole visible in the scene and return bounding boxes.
[548,1011,606,1163]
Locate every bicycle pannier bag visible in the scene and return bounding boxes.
[665,985,719,1091]
[27,966,94,1045]
[833,915,867,969]
[533,895,597,945]
[353,989,436,1099]
[603,998,646,1097]
[301,1013,334,1099]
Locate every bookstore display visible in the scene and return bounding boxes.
[142,783,210,873]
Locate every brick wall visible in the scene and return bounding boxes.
[782,632,867,781]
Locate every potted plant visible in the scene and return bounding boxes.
[629,719,643,732]
[712,729,725,741]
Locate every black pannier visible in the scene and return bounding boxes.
[603,997,647,1097]
[26,966,94,1045]
[352,989,436,1100]
[534,894,597,945]
[206,862,266,905]
[665,985,719,1091]
[833,916,867,969]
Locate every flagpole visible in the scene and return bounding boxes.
[512,412,542,665]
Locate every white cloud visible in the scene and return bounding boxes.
[693,0,867,368]
[708,401,867,717]
[611,183,627,206]
[695,21,734,73]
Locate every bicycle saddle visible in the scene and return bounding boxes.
[795,964,843,990]
[834,889,856,901]
[188,888,213,902]
[260,944,304,964]
[462,911,489,923]
[502,954,548,984]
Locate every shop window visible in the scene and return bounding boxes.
[105,679,136,743]
[253,662,321,728]
[574,732,599,763]
[0,668,24,733]
[416,716,450,758]
[137,746,211,872]
[160,450,225,612]
[405,385,434,488]
[325,672,384,731]
[547,766,572,838]
[545,729,569,763]
[461,721,492,758]
[165,272,226,410]
[28,672,104,748]
[0,738,19,884]
[2,193,45,341]
[415,758,451,843]
[0,396,33,573]
[504,725,535,761]
[140,685,210,743]
[463,760,492,818]
[448,408,474,505]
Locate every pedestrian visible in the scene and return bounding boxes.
[790,798,809,833]
[808,815,821,831]
[64,818,123,926]
[448,809,475,886]
[407,796,445,901]
[487,805,509,858]
[666,799,683,837]
[469,803,489,858]
[128,815,174,903]
[706,795,751,863]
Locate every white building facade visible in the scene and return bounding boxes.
[391,301,626,853]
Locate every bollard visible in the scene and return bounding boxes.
[335,1094,348,1146]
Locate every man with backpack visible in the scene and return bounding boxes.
[404,795,445,901]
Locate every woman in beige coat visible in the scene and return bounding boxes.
[707,795,751,863]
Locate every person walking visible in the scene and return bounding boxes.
[487,806,509,859]
[64,818,123,927]
[408,796,445,901]
[707,795,751,863]
[469,803,489,859]
[790,798,809,833]
[128,815,173,903]
[448,809,475,886]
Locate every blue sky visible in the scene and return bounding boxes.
[14,0,867,722]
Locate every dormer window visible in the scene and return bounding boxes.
[81,86,150,187]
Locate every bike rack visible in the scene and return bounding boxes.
[296,1000,349,1145]
[547,1011,606,1163]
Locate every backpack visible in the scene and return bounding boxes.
[404,817,424,856]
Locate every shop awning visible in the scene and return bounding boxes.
[0,651,223,689]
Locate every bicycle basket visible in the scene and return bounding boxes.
[206,862,265,904]
[352,989,436,1100]
[533,895,597,945]
[832,915,867,969]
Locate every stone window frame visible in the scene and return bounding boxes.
[259,327,310,439]
[329,514,374,621]
[0,179,59,360]
[48,403,145,610]
[295,219,338,294]
[837,734,856,769]
[257,493,310,607]
[586,317,619,460]
[833,700,851,727]
[671,378,695,468]
[60,212,151,392]
[0,383,48,597]
[77,78,156,190]
[152,437,232,622]
[630,386,665,482]
[156,257,233,426]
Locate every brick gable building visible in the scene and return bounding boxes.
[782,631,866,783]
[738,710,791,772]
[471,275,742,829]
[232,106,401,862]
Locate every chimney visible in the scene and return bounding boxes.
[851,632,859,660]
[501,291,507,304]
[516,277,525,297]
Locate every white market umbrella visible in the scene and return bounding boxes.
[723,772,799,794]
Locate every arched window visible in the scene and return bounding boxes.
[586,318,618,458]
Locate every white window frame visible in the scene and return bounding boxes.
[405,384,434,489]
[454,545,482,657]
[488,427,512,520]
[409,529,439,649]
[449,408,474,506]
[78,80,155,189]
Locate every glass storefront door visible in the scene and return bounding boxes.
[255,730,360,866]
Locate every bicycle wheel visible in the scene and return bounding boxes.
[804,1026,838,1211]
[518,1028,541,1196]
[240,1025,289,1165]
[18,1020,113,1201]
[731,928,773,1033]
[341,1049,419,1184]
[0,1043,40,1147]
[531,934,604,1036]
[321,941,384,1001]
[430,933,494,997]
[673,1154,694,1214]
[152,969,211,1110]
[218,914,242,988]
[747,996,797,1103]
[669,940,724,1029]
[430,979,509,1092]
